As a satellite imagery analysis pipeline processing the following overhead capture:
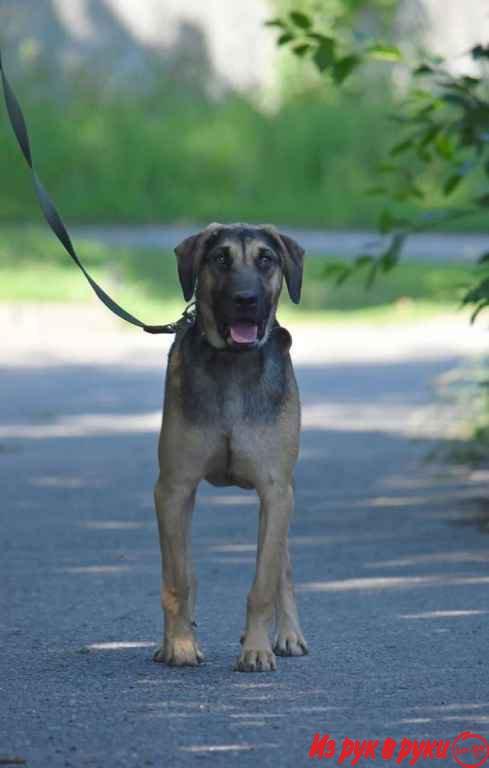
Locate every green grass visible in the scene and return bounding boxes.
[0,86,391,228]
[0,227,477,325]
[1,69,487,231]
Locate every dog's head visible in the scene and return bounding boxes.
[174,223,304,350]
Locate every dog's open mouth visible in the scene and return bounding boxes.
[223,321,263,348]
[229,322,258,345]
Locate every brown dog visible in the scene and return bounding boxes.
[153,223,308,672]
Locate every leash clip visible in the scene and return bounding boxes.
[143,302,197,335]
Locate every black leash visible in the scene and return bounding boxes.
[0,49,184,335]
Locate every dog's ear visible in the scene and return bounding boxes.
[174,223,222,301]
[280,232,305,304]
[262,227,305,304]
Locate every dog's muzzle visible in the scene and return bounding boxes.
[221,290,269,350]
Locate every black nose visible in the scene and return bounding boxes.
[233,290,258,308]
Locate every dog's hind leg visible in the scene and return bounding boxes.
[273,545,308,657]
[153,480,203,666]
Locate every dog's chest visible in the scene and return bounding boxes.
[178,331,289,429]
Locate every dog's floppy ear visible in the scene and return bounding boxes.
[280,232,305,304]
[262,227,305,304]
[174,223,222,301]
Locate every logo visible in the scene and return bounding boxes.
[308,732,489,765]
[452,732,489,768]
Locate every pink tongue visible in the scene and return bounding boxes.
[229,323,258,344]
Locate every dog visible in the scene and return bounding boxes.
[153,223,308,672]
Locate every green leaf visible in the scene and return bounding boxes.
[322,262,348,279]
[379,208,395,234]
[442,92,471,109]
[419,124,440,148]
[289,11,311,29]
[323,262,352,285]
[407,182,424,200]
[472,45,489,60]
[471,302,489,324]
[434,133,455,160]
[477,252,489,264]
[462,75,481,88]
[293,44,310,57]
[332,55,361,84]
[414,64,434,76]
[307,31,329,42]
[367,43,402,62]
[410,88,432,102]
[476,192,489,206]
[464,277,489,302]
[336,267,352,286]
[380,233,406,271]
[264,18,286,28]
[313,37,336,71]
[365,263,378,289]
[416,147,432,164]
[416,102,438,118]
[443,175,462,196]
[277,32,294,46]
[390,137,413,156]
[354,255,374,269]
[379,209,410,233]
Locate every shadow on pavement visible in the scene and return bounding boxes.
[1,354,489,765]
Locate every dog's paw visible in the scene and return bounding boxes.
[153,635,204,667]
[273,628,309,657]
[234,648,277,673]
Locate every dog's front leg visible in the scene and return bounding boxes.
[235,482,292,672]
[153,479,203,666]
[273,545,308,657]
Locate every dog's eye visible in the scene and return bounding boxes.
[213,248,231,268]
[257,249,274,268]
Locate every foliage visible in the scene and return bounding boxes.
[270,0,399,38]
[268,8,489,320]
[267,9,401,84]
[0,77,395,228]
[0,32,487,233]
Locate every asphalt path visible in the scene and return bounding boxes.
[72,225,489,263]
[1,308,489,767]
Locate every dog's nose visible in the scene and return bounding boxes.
[233,290,258,308]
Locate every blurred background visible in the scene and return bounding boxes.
[0,0,487,328]
[0,0,487,225]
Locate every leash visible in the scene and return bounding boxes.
[0,49,186,336]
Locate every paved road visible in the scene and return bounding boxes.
[1,309,489,767]
[72,225,489,263]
